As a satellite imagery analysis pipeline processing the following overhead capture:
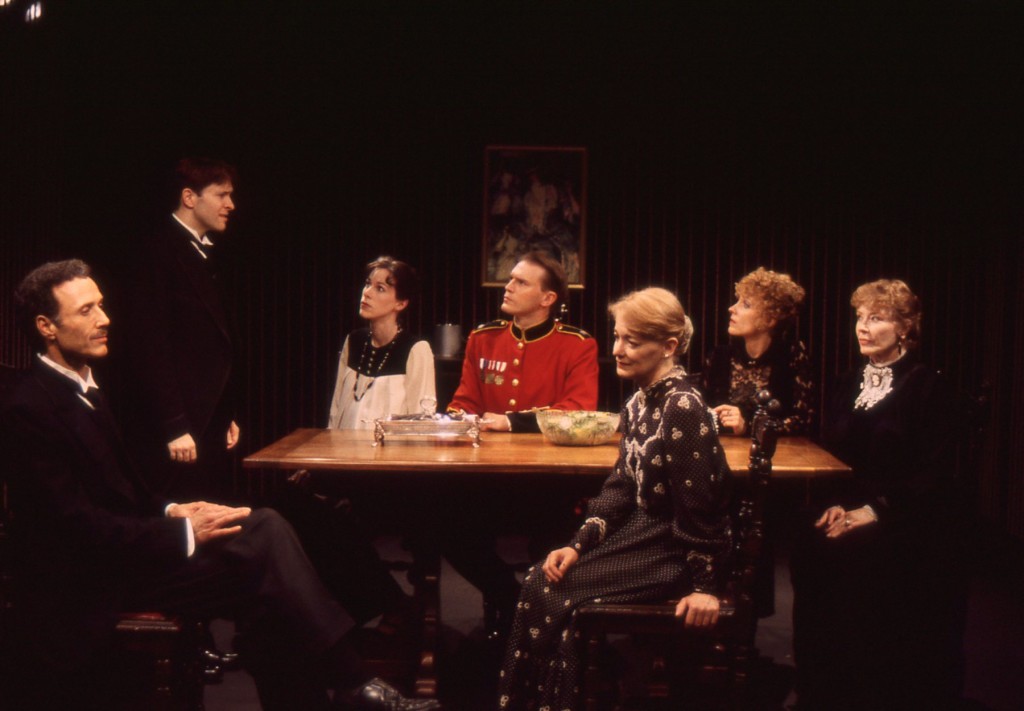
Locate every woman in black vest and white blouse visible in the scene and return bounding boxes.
[328,255,435,429]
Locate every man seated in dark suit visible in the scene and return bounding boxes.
[0,259,440,710]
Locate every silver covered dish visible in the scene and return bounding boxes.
[367,398,489,446]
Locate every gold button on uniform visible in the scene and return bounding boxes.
[516,342,524,349]
[513,358,520,366]
[512,379,520,387]
[508,399,517,407]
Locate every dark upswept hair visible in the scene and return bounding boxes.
[14,259,92,349]
[171,157,238,204]
[519,250,568,312]
[850,278,922,350]
[366,256,420,323]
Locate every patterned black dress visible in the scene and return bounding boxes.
[496,368,732,711]
[704,338,814,435]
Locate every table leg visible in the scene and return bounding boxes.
[409,542,441,698]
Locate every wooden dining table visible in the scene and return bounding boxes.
[243,428,850,698]
[243,428,849,479]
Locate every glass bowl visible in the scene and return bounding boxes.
[536,410,621,446]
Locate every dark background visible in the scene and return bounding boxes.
[1,1,1021,536]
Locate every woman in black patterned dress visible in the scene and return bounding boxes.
[497,287,732,711]
[704,267,814,436]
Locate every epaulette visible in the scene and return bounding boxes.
[471,319,509,334]
[555,322,593,340]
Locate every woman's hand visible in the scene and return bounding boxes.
[815,505,878,539]
[674,592,720,628]
[712,405,747,435]
[542,547,579,583]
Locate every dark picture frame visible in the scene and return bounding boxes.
[482,145,587,288]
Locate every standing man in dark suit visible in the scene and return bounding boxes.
[119,157,240,502]
[115,160,421,649]
[1,259,440,710]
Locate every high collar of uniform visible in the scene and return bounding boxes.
[510,317,556,343]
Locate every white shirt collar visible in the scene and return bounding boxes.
[171,213,214,258]
[38,353,97,395]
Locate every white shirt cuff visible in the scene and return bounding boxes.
[165,503,196,557]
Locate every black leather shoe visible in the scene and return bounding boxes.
[201,646,241,670]
[343,677,441,710]
[200,658,224,684]
[200,646,242,677]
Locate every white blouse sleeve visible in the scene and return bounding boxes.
[327,336,351,429]
[403,340,437,415]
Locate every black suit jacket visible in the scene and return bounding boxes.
[1,361,355,680]
[1,360,187,667]
[114,217,237,497]
[122,216,234,445]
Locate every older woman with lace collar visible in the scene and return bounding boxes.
[791,279,966,710]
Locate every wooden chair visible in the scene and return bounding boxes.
[576,390,781,710]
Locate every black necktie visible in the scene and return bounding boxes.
[82,386,117,434]
[78,384,142,504]
[82,386,104,411]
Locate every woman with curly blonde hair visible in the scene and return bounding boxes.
[704,267,815,435]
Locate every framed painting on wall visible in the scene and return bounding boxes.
[482,145,587,288]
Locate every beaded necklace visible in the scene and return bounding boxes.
[352,328,401,402]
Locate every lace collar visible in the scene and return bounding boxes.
[729,336,797,368]
[853,354,907,410]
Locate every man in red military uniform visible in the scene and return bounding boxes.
[444,251,599,640]
[448,252,598,431]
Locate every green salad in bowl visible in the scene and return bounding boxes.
[536,410,621,446]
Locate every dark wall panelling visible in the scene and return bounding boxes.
[1,3,1019,537]
[2,160,1012,533]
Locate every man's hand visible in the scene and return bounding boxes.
[542,546,579,583]
[480,412,512,432]
[712,404,747,435]
[168,433,198,463]
[226,420,240,450]
[166,501,212,518]
[674,592,720,628]
[169,501,251,545]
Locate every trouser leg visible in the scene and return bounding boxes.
[130,508,357,707]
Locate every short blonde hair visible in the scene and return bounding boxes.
[850,279,922,350]
[735,267,806,333]
[608,287,694,357]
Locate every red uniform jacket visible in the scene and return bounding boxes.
[447,317,599,432]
